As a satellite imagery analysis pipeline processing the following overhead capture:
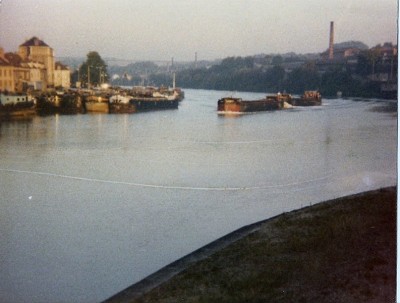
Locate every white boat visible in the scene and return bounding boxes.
[109,94,136,114]
[0,93,36,119]
[109,94,131,104]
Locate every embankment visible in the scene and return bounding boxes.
[105,187,396,303]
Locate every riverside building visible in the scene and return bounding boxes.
[0,37,70,93]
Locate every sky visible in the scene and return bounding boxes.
[0,0,398,62]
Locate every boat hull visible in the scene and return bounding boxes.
[130,98,179,111]
[218,97,282,113]
[0,107,36,119]
[0,101,36,120]
[289,99,322,106]
[287,91,322,106]
[109,103,136,114]
[85,102,109,113]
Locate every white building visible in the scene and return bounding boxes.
[54,62,71,89]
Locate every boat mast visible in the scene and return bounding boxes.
[87,65,90,89]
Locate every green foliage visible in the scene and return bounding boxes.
[148,73,174,87]
[112,48,396,98]
[79,51,109,87]
[284,64,320,94]
[265,65,285,92]
[271,55,283,66]
[217,56,255,71]
[320,67,352,96]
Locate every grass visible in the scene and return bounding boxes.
[128,187,396,303]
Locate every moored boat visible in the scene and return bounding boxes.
[129,96,179,111]
[0,93,36,119]
[56,92,84,114]
[84,94,110,113]
[109,94,136,114]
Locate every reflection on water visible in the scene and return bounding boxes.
[0,90,397,303]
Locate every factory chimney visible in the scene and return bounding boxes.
[329,21,334,60]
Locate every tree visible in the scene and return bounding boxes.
[265,65,285,92]
[355,52,371,76]
[284,63,320,94]
[365,48,381,74]
[320,67,352,96]
[271,55,283,66]
[79,51,109,88]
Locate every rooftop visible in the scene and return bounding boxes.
[20,37,49,47]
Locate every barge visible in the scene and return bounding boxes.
[84,94,110,113]
[128,86,181,111]
[129,97,179,111]
[109,94,136,114]
[218,91,321,113]
[288,91,322,106]
[109,89,180,113]
[218,93,291,113]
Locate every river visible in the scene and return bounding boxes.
[0,89,397,302]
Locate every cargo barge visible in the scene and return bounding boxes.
[107,86,182,113]
[83,94,110,113]
[129,97,179,112]
[288,91,322,106]
[218,93,291,113]
[108,94,136,114]
[218,91,321,113]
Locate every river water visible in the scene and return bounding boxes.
[0,89,397,302]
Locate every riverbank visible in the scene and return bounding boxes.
[105,187,396,303]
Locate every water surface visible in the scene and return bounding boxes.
[0,89,397,302]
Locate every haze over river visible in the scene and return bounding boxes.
[0,89,397,303]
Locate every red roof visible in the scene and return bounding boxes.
[0,56,9,66]
[4,53,23,66]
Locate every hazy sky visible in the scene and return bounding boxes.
[0,0,397,61]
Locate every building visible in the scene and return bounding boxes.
[18,37,55,87]
[0,47,47,93]
[0,37,70,92]
[0,48,15,92]
[4,52,30,92]
[54,62,71,89]
[370,43,397,64]
[23,61,47,91]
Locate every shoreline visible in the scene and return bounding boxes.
[103,187,396,302]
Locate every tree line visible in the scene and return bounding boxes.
[150,52,396,98]
[72,48,397,99]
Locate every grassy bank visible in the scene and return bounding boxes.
[113,187,396,303]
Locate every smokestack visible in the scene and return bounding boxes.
[329,21,334,60]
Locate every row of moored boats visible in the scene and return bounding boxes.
[0,86,185,119]
[0,89,322,120]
